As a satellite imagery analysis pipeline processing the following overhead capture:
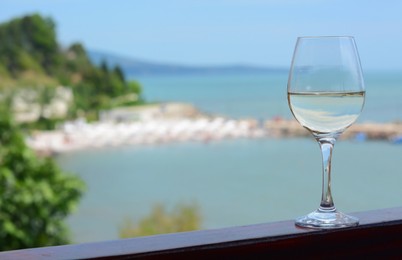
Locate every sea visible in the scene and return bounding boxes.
[57,71,402,243]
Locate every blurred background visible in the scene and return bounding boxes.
[1,0,402,249]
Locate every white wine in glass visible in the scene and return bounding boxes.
[287,36,365,229]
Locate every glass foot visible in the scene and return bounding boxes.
[295,208,359,229]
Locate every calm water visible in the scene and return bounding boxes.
[58,71,402,243]
[138,71,402,122]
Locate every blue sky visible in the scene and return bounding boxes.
[1,0,402,70]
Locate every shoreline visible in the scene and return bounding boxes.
[27,117,265,155]
[26,103,402,155]
[264,118,402,141]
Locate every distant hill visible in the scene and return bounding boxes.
[88,50,287,76]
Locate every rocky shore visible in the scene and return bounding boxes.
[266,118,402,141]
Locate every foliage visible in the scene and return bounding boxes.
[0,107,85,251]
[0,14,143,123]
[21,117,65,132]
[0,14,59,77]
[119,203,202,238]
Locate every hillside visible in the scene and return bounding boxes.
[88,50,287,76]
[0,14,142,127]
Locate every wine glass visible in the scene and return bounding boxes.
[287,36,365,229]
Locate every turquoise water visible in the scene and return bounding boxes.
[138,71,402,122]
[139,73,290,120]
[59,72,402,243]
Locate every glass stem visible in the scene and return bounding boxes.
[317,137,336,211]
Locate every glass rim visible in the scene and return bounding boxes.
[297,36,355,39]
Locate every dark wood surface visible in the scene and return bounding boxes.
[2,207,402,259]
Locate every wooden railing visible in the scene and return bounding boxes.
[2,207,402,259]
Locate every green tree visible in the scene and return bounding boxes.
[0,108,85,251]
[0,14,59,76]
[113,65,125,82]
[100,60,109,73]
[127,81,142,97]
[119,203,202,238]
